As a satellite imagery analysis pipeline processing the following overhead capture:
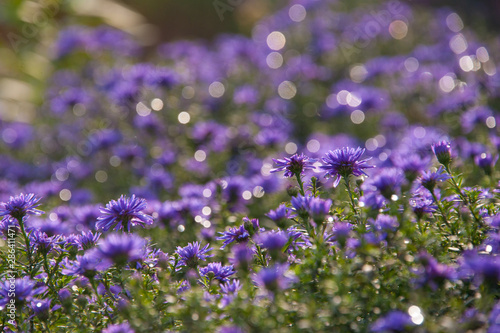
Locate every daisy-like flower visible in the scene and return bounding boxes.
[270,153,316,178]
[253,263,297,295]
[475,153,498,176]
[0,193,44,222]
[432,141,452,166]
[97,233,146,267]
[320,147,374,187]
[77,230,102,250]
[0,277,47,307]
[370,311,414,332]
[217,225,250,249]
[199,262,235,283]
[418,166,451,192]
[175,241,213,268]
[96,195,154,232]
[102,322,135,333]
[61,250,110,278]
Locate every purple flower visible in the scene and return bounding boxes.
[175,242,213,268]
[270,153,316,178]
[217,225,250,249]
[370,311,414,332]
[220,279,241,295]
[102,322,135,333]
[61,250,110,278]
[409,188,436,219]
[392,153,430,182]
[97,233,146,267]
[30,230,60,256]
[218,326,245,333]
[459,251,500,286]
[199,262,235,283]
[229,244,254,268]
[31,299,60,321]
[372,214,399,233]
[364,168,405,199]
[432,141,452,166]
[254,263,297,295]
[96,195,154,232]
[77,231,102,250]
[416,252,456,290]
[475,153,498,176]
[266,204,295,224]
[308,197,332,223]
[0,193,43,222]
[418,166,451,192]
[488,302,500,333]
[0,277,47,307]
[320,147,374,187]
[256,231,289,252]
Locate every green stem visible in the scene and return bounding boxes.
[430,191,452,232]
[295,173,305,196]
[444,165,482,226]
[17,217,34,277]
[343,177,358,217]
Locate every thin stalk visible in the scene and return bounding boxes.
[343,177,358,217]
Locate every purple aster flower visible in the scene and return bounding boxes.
[0,277,47,307]
[102,322,135,333]
[220,279,241,295]
[392,153,431,182]
[229,244,254,269]
[320,147,374,187]
[96,195,154,232]
[218,326,245,333]
[255,231,289,252]
[432,141,452,166]
[418,166,451,192]
[61,250,110,278]
[0,193,43,222]
[325,222,353,247]
[459,251,500,286]
[31,299,60,321]
[217,225,250,249]
[270,153,316,178]
[409,188,437,219]
[77,230,102,251]
[416,252,456,290]
[308,197,332,223]
[370,311,414,332]
[266,204,295,225]
[364,168,405,199]
[97,233,146,267]
[254,263,297,295]
[291,194,312,217]
[199,262,235,283]
[175,242,213,268]
[475,153,498,176]
[372,214,399,233]
[30,230,60,256]
[488,302,500,333]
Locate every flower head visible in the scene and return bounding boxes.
[199,262,235,283]
[102,322,135,333]
[96,195,153,232]
[270,153,316,178]
[475,153,498,176]
[320,147,374,187]
[217,225,250,249]
[370,311,414,332]
[418,166,451,192]
[77,230,102,250]
[97,233,146,267]
[432,141,452,166]
[0,193,43,222]
[175,242,213,268]
[0,277,47,307]
[254,263,297,295]
[61,250,110,278]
